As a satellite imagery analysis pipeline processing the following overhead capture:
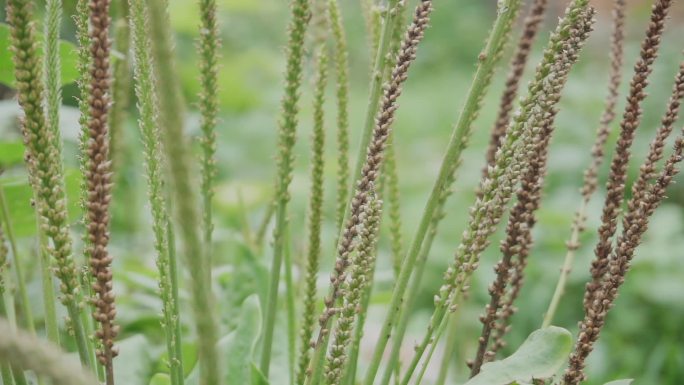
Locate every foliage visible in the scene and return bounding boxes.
[0,1,682,385]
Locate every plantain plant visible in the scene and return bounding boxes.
[0,0,681,385]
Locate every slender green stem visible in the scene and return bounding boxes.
[284,252,297,385]
[79,267,103,381]
[542,199,587,328]
[296,42,328,385]
[284,224,297,385]
[128,1,186,383]
[144,1,220,383]
[407,306,452,385]
[198,0,220,282]
[261,0,311,376]
[0,294,28,385]
[38,224,60,345]
[435,313,459,385]
[328,0,351,231]
[255,203,274,248]
[362,3,521,383]
[380,166,458,385]
[166,220,185,385]
[0,190,34,334]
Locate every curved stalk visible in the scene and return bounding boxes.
[363,2,522,383]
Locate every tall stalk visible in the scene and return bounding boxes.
[5,0,92,368]
[260,0,311,376]
[197,0,221,278]
[296,44,328,385]
[543,0,626,328]
[324,194,382,385]
[0,319,97,385]
[144,1,220,384]
[397,3,593,383]
[0,188,35,336]
[83,1,119,383]
[363,2,522,383]
[307,3,434,385]
[128,1,185,384]
[347,0,400,220]
[328,0,351,230]
[109,1,132,175]
[0,216,20,385]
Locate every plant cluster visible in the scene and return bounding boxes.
[0,0,681,385]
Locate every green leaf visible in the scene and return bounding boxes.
[0,142,25,168]
[0,23,79,86]
[0,168,82,237]
[148,373,171,385]
[604,380,634,385]
[227,295,262,385]
[114,335,154,385]
[250,363,270,385]
[465,326,573,385]
[185,295,263,385]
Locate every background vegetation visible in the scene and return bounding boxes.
[0,0,682,384]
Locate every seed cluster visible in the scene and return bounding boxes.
[316,0,434,345]
[439,0,591,313]
[584,0,673,311]
[469,6,595,375]
[483,0,548,178]
[84,0,118,375]
[297,45,328,385]
[325,195,382,385]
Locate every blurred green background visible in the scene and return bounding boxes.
[1,0,683,384]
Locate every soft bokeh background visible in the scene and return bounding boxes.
[1,0,683,384]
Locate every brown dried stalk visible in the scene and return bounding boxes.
[629,61,684,207]
[482,0,548,179]
[314,0,434,347]
[561,60,684,385]
[564,134,684,385]
[84,0,118,382]
[469,7,595,374]
[584,0,673,311]
[542,0,626,329]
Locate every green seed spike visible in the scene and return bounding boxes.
[197,0,221,270]
[5,0,92,369]
[328,0,351,231]
[260,0,311,377]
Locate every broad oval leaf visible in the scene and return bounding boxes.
[604,380,634,385]
[464,326,573,385]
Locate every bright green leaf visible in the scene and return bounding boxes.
[227,295,262,385]
[0,168,82,237]
[0,23,79,86]
[465,326,573,385]
[185,295,263,385]
[148,373,171,385]
[0,142,24,168]
[604,380,634,385]
[114,335,154,385]
[250,363,270,385]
